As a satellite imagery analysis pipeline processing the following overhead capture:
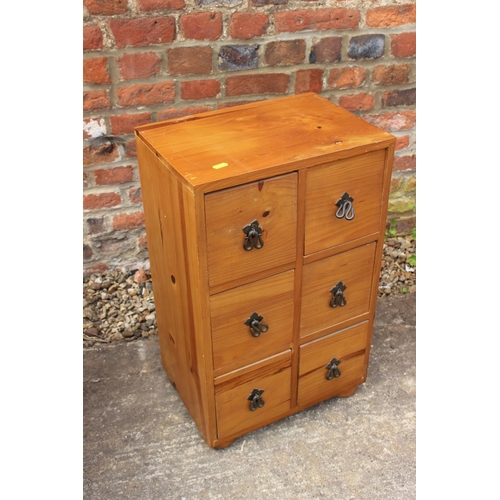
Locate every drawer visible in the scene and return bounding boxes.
[304,150,386,255]
[298,322,369,407]
[205,173,297,291]
[210,270,294,373]
[214,351,292,439]
[300,243,376,339]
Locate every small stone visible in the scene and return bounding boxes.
[85,327,100,337]
[89,282,102,291]
[122,329,134,338]
[134,269,148,284]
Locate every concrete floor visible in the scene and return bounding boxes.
[83,294,416,500]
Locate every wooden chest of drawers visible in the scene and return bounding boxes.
[135,93,395,448]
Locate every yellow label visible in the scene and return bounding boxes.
[212,162,228,170]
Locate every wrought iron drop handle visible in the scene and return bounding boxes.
[335,192,355,220]
[242,219,264,251]
[248,388,265,411]
[325,358,342,380]
[244,312,269,338]
[330,281,347,308]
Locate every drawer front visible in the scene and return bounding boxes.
[205,173,297,291]
[210,270,295,373]
[300,243,376,339]
[304,150,386,255]
[215,352,292,439]
[298,322,369,407]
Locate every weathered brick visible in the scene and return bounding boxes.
[275,9,360,33]
[110,17,175,48]
[110,113,152,135]
[83,118,107,140]
[390,177,403,193]
[113,212,145,230]
[395,135,410,151]
[265,40,305,66]
[295,69,323,94]
[83,25,103,51]
[367,5,416,27]
[218,45,259,71]
[181,79,220,100]
[251,0,287,4]
[84,0,128,15]
[393,154,416,171]
[327,67,365,89]
[310,37,342,63]
[157,106,213,121]
[83,244,93,260]
[167,46,212,75]
[198,0,239,4]
[84,144,120,166]
[226,73,289,96]
[372,64,410,85]
[382,88,416,107]
[118,53,162,80]
[126,140,137,158]
[339,93,374,111]
[83,192,121,210]
[181,12,222,41]
[83,57,110,84]
[391,32,416,58]
[129,187,143,204]
[230,12,269,40]
[138,0,185,10]
[87,217,106,235]
[84,263,108,276]
[83,90,110,111]
[94,166,134,186]
[84,172,90,189]
[348,34,385,60]
[364,111,416,132]
[117,82,175,106]
[138,234,148,251]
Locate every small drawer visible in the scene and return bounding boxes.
[215,351,292,439]
[304,150,386,255]
[210,270,294,374]
[300,243,376,339]
[298,322,369,408]
[205,173,297,291]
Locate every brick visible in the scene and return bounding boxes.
[265,40,305,66]
[110,113,152,135]
[84,0,128,15]
[87,217,106,234]
[391,32,416,58]
[181,79,220,100]
[275,9,360,33]
[348,34,385,60]
[83,144,120,166]
[139,234,148,251]
[118,53,162,80]
[117,82,175,106]
[327,67,365,89]
[94,166,134,186]
[181,12,222,41]
[129,187,143,204]
[110,17,175,48]
[83,90,110,111]
[251,0,287,4]
[339,93,374,111]
[83,118,107,140]
[83,192,121,210]
[382,88,416,107]
[157,106,213,121]
[295,69,323,94]
[83,25,103,51]
[167,46,212,75]
[230,12,269,40]
[218,45,259,71]
[138,0,185,10]
[84,263,108,276]
[83,243,93,261]
[226,73,290,96]
[83,57,110,84]
[390,177,403,193]
[198,0,239,4]
[367,5,416,27]
[395,135,410,151]
[126,140,137,158]
[363,111,416,132]
[113,212,145,230]
[393,154,416,171]
[310,37,342,63]
[372,64,410,85]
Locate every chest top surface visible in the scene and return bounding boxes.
[135,93,395,192]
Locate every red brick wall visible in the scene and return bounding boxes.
[83,0,416,274]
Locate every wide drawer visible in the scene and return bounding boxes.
[298,322,369,408]
[304,149,386,255]
[210,270,294,374]
[205,173,297,291]
[214,351,292,439]
[300,243,376,339]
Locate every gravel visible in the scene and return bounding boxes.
[83,235,416,347]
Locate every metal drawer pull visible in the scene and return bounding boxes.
[242,219,264,251]
[248,389,265,411]
[335,192,355,220]
[326,358,342,380]
[244,312,269,338]
[330,281,347,308]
